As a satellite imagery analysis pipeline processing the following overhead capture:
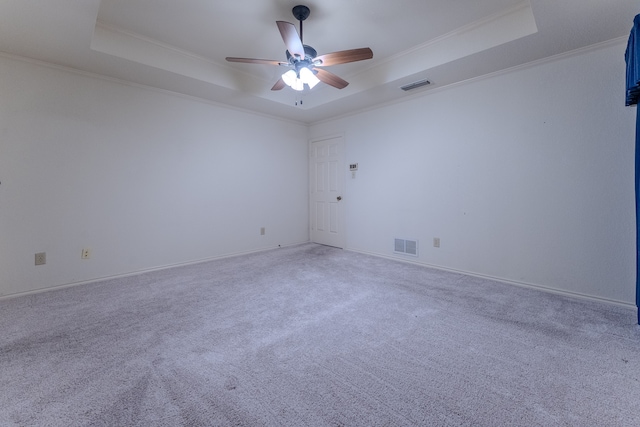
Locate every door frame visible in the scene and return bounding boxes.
[309,133,346,249]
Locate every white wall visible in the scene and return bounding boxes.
[0,56,309,297]
[310,40,637,305]
[1,40,635,305]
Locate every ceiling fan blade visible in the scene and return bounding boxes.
[271,78,286,91]
[315,68,349,89]
[225,57,285,66]
[276,21,305,59]
[314,48,373,66]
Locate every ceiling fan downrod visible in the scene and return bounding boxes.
[292,5,310,44]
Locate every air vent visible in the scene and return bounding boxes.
[400,79,431,91]
[394,238,419,256]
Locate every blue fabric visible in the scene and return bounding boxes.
[636,107,640,324]
[627,14,640,324]
[626,15,640,106]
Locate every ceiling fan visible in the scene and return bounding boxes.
[225,5,373,91]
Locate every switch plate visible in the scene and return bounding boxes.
[433,238,440,248]
[35,252,46,265]
[81,248,91,259]
[260,227,265,236]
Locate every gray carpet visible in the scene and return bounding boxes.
[1,243,639,426]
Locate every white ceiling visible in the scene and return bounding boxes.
[0,0,636,124]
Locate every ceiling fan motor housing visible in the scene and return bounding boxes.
[286,45,317,63]
[286,45,318,76]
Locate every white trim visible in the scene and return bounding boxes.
[95,21,229,66]
[0,32,625,128]
[92,22,275,88]
[352,0,535,78]
[310,36,628,126]
[0,50,306,127]
[346,247,637,310]
[309,133,346,144]
[0,241,309,302]
[3,240,633,311]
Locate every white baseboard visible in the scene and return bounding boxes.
[0,241,310,302]
[4,241,634,312]
[346,247,637,310]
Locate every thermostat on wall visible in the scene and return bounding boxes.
[349,163,358,171]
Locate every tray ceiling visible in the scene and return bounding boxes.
[0,1,636,123]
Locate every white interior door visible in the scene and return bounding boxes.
[310,135,345,248]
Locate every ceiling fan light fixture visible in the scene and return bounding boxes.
[282,67,317,91]
[282,69,303,90]
[299,67,320,89]
[292,79,304,91]
[282,69,298,87]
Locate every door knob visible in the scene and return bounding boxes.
[337,196,342,201]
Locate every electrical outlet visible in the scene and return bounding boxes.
[260,227,265,236]
[81,248,91,259]
[433,238,440,248]
[35,252,46,266]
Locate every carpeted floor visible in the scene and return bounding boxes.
[1,243,639,426]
